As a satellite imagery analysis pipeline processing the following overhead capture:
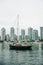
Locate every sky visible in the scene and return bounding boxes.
[0,0,43,35]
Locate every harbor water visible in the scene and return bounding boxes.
[0,42,43,65]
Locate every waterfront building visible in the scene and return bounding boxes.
[21,29,25,40]
[1,28,6,41]
[6,34,10,41]
[10,27,15,41]
[19,35,22,41]
[0,36,1,41]
[40,27,43,40]
[25,35,29,41]
[32,30,38,41]
[14,34,17,40]
[28,27,33,41]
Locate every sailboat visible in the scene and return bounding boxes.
[9,15,32,50]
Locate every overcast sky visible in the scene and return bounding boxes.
[0,0,43,35]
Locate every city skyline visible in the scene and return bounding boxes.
[0,27,39,41]
[0,27,41,36]
[0,27,43,41]
[0,0,43,35]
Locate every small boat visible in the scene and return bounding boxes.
[9,44,32,50]
[9,40,32,50]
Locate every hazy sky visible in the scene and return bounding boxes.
[0,0,43,35]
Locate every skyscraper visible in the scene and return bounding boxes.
[32,30,38,41]
[40,27,43,40]
[21,29,25,40]
[28,27,33,41]
[6,34,10,41]
[1,28,6,41]
[25,35,29,41]
[19,35,22,41]
[10,27,15,41]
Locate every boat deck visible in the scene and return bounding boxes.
[9,44,32,50]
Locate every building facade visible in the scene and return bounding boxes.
[10,27,15,41]
[6,34,10,41]
[21,29,25,40]
[28,27,33,41]
[40,27,43,40]
[25,35,29,41]
[32,30,38,41]
[1,28,6,41]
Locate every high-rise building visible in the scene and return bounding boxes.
[19,35,22,41]
[25,35,29,41]
[32,30,38,41]
[6,34,10,41]
[28,27,33,41]
[21,29,25,40]
[40,27,43,40]
[1,28,6,41]
[10,27,15,41]
[0,36,1,41]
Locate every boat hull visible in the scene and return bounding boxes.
[9,44,32,50]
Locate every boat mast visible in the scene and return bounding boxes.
[17,14,19,43]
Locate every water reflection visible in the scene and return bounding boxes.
[0,42,43,65]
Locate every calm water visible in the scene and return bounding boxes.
[0,42,43,65]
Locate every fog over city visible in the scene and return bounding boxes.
[0,0,43,35]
